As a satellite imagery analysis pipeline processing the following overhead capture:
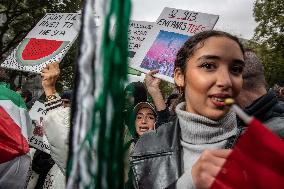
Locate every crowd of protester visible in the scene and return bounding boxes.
[0,30,283,188]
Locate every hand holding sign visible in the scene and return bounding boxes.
[41,62,60,96]
[144,70,166,111]
[144,70,161,95]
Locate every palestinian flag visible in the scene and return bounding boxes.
[0,83,31,187]
[66,0,131,188]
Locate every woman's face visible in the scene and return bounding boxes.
[135,107,156,136]
[174,36,244,120]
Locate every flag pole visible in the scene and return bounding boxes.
[225,98,253,124]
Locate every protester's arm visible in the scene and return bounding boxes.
[145,70,171,127]
[176,149,231,189]
[156,108,171,127]
[145,70,166,111]
[41,62,59,97]
[41,62,70,175]
[43,105,70,175]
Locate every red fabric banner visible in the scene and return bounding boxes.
[211,118,284,189]
[0,106,29,164]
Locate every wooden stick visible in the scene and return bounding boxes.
[225,98,252,124]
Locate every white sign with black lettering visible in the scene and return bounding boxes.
[1,13,81,73]
[26,13,81,41]
[29,101,50,154]
[128,21,154,59]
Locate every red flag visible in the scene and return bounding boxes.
[0,106,29,164]
[211,118,284,189]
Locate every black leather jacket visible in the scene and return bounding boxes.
[239,89,284,138]
[130,118,239,189]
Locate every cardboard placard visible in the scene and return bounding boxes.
[29,101,50,154]
[128,21,154,59]
[1,13,81,73]
[130,7,219,83]
[127,21,154,76]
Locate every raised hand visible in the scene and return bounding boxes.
[145,70,161,96]
[41,62,60,96]
[145,70,166,111]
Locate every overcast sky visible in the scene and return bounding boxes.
[131,0,258,39]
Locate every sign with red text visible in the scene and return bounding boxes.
[1,13,81,73]
[130,7,219,83]
[29,101,50,154]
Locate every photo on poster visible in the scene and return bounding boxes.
[140,30,189,78]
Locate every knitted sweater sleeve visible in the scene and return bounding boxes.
[43,98,70,175]
[176,170,196,189]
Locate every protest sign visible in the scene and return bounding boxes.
[127,21,154,76]
[29,101,50,154]
[130,7,219,83]
[128,21,154,58]
[1,13,81,73]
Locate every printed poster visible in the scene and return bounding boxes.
[29,101,50,154]
[1,13,81,73]
[130,7,219,83]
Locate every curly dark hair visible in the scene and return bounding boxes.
[174,30,245,75]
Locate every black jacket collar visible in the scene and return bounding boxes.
[245,89,282,121]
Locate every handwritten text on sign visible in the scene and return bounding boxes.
[156,7,219,35]
[128,21,154,58]
[26,13,81,41]
[29,101,51,154]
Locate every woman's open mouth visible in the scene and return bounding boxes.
[210,94,231,107]
[211,97,226,107]
[139,126,149,133]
